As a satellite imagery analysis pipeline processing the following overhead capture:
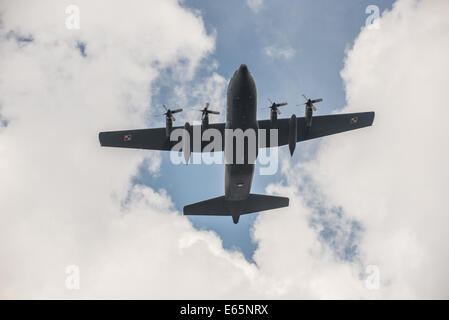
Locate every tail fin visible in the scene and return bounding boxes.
[183,194,289,224]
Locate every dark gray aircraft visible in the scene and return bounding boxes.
[99,64,374,223]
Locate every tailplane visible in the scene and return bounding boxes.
[183,194,289,224]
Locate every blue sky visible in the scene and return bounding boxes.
[135,0,394,261]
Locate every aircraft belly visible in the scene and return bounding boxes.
[225,164,254,201]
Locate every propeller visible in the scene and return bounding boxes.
[162,104,183,122]
[297,94,322,111]
[197,102,220,120]
[267,98,288,115]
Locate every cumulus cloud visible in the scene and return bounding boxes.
[258,0,449,298]
[336,0,449,298]
[1,0,448,299]
[0,0,244,298]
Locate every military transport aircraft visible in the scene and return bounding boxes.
[99,64,374,224]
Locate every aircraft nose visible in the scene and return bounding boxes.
[239,64,248,73]
[230,63,254,89]
[236,64,249,80]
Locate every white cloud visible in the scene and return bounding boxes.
[257,0,449,298]
[337,0,449,298]
[247,0,265,14]
[263,45,296,60]
[1,0,448,299]
[0,0,245,298]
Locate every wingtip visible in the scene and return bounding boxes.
[370,111,375,125]
[98,132,105,146]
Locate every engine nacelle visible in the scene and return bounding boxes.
[183,122,192,164]
[165,117,173,138]
[201,114,209,129]
[288,114,297,156]
[270,108,278,128]
[305,106,313,129]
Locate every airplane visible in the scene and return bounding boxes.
[99,64,374,224]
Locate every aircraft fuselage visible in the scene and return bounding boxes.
[224,64,258,201]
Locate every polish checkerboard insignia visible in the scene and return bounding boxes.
[124,134,132,142]
[350,116,358,125]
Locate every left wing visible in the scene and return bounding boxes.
[99,123,225,151]
[258,111,375,147]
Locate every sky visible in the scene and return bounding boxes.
[0,0,449,299]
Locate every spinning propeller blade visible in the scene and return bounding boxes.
[267,99,288,115]
[299,94,322,111]
[162,105,183,122]
[198,102,220,120]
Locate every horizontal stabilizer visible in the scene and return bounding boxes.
[183,194,289,224]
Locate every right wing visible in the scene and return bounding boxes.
[258,111,375,147]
